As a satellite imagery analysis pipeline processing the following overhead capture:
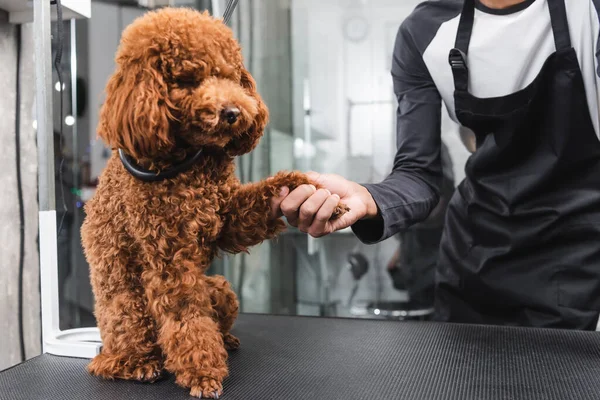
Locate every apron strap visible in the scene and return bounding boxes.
[449,0,475,92]
[547,0,571,51]
[454,0,475,55]
[449,0,573,93]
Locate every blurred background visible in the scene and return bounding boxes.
[0,0,472,370]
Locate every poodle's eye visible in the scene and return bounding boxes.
[211,67,220,77]
[177,75,199,88]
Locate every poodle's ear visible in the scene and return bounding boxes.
[226,68,269,157]
[98,64,175,160]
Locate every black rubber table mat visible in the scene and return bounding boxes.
[2,314,600,399]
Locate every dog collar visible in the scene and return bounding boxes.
[118,148,204,182]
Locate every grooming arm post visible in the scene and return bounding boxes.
[35,0,59,355]
[35,0,101,359]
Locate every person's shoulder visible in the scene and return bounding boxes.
[402,0,462,31]
[399,0,463,52]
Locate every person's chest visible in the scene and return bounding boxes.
[422,0,600,137]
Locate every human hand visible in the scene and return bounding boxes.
[272,172,379,238]
[267,171,349,221]
[270,185,290,219]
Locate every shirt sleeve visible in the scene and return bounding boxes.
[351,18,444,244]
[594,0,600,78]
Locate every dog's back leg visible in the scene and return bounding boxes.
[143,267,229,399]
[204,275,240,350]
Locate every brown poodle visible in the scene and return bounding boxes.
[80,7,348,399]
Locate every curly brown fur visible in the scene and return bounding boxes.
[81,7,347,399]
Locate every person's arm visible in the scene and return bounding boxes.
[351,18,443,244]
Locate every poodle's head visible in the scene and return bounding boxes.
[98,7,268,163]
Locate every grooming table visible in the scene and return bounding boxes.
[2,314,600,400]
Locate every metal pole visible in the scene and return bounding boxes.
[35,0,60,353]
[211,0,222,19]
[70,19,78,201]
[35,0,56,212]
[70,18,81,327]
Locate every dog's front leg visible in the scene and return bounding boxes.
[216,180,286,254]
[217,171,349,254]
[144,270,227,399]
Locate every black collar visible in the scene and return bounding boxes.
[118,148,204,182]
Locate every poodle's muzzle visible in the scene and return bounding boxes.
[185,77,258,137]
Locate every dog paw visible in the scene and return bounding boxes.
[134,362,165,383]
[267,171,351,220]
[331,202,351,220]
[223,333,240,351]
[190,378,223,399]
[87,353,164,383]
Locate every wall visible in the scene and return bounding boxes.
[0,15,41,370]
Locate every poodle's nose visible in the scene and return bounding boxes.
[222,107,240,124]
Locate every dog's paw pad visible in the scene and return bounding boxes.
[190,378,223,399]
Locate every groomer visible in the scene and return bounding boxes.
[272,0,600,330]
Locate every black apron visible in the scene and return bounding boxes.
[435,0,600,330]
